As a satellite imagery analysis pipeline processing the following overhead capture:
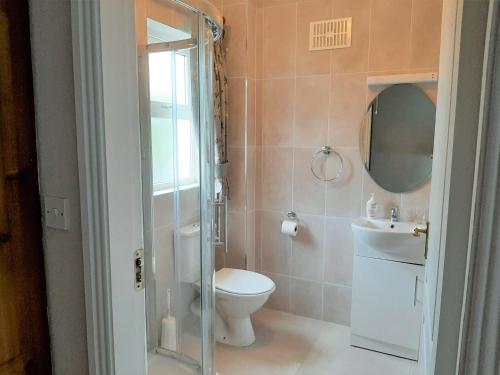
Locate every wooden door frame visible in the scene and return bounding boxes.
[71,0,498,374]
[71,1,115,374]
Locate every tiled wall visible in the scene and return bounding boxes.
[250,0,442,325]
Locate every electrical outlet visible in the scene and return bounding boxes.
[44,196,69,230]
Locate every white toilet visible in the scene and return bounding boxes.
[179,223,275,347]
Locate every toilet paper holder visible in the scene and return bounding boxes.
[280,211,298,224]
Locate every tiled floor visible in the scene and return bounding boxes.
[148,308,418,375]
[216,308,418,375]
[148,354,196,375]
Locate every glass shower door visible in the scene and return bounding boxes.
[138,3,216,374]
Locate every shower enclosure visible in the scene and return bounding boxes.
[138,1,223,373]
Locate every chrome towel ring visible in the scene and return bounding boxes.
[310,146,344,182]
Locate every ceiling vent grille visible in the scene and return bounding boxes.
[309,17,352,51]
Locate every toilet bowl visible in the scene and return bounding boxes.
[192,268,275,347]
[177,223,275,347]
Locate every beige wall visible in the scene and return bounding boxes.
[223,0,442,325]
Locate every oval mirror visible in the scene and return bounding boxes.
[360,83,436,193]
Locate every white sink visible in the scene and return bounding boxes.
[351,218,426,265]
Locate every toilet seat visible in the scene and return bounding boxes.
[215,268,275,295]
[193,268,275,296]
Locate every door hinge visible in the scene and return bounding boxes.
[134,249,145,291]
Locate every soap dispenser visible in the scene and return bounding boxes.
[366,193,378,219]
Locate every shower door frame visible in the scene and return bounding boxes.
[138,11,217,372]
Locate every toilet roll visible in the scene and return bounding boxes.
[281,220,298,237]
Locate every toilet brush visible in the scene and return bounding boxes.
[161,288,177,351]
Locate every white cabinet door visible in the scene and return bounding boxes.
[351,256,424,359]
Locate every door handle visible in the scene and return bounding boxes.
[413,222,430,259]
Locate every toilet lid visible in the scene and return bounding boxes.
[215,268,275,295]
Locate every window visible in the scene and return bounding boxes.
[148,50,198,193]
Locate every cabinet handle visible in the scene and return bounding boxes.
[413,276,418,307]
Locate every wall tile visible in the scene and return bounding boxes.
[323,284,352,325]
[264,272,290,312]
[400,179,431,222]
[325,148,363,218]
[247,1,257,78]
[332,0,370,74]
[260,210,292,275]
[410,0,443,70]
[291,214,325,282]
[324,217,353,286]
[255,210,263,271]
[223,0,248,6]
[290,278,323,319]
[228,78,246,147]
[153,192,174,228]
[262,3,297,78]
[295,75,330,147]
[329,73,367,147]
[293,148,326,215]
[257,0,298,8]
[255,6,264,79]
[224,3,248,77]
[247,79,257,146]
[361,169,401,219]
[246,210,256,270]
[228,147,246,211]
[154,225,175,287]
[261,147,293,211]
[369,0,412,72]
[247,146,257,209]
[226,210,247,269]
[296,0,333,76]
[215,248,226,271]
[179,187,200,225]
[261,78,295,146]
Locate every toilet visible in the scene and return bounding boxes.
[179,223,275,347]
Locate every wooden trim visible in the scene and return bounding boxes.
[70,1,115,374]
[0,0,51,372]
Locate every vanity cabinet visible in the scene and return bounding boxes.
[351,255,423,360]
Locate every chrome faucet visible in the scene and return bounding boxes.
[390,207,399,223]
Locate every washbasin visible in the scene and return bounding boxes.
[351,218,426,265]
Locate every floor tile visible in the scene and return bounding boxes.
[149,308,417,375]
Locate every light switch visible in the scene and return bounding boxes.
[44,196,69,230]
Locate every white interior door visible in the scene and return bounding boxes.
[99,0,147,374]
[418,1,493,374]
[418,0,459,372]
